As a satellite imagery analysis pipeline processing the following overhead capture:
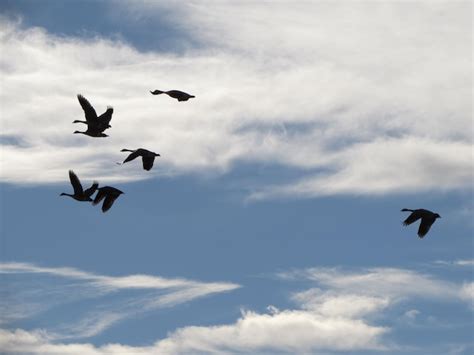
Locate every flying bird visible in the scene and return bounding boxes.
[119,148,161,171]
[73,94,113,133]
[150,89,195,102]
[73,127,108,138]
[60,170,98,202]
[401,208,441,238]
[93,186,124,213]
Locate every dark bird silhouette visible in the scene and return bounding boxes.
[120,148,160,171]
[60,170,98,202]
[73,94,113,132]
[73,127,108,137]
[401,208,441,238]
[93,186,124,212]
[150,89,195,102]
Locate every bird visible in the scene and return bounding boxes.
[93,186,124,213]
[150,89,195,102]
[73,94,113,133]
[119,148,161,171]
[60,170,98,202]
[401,208,441,238]
[73,127,108,137]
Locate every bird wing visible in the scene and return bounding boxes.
[402,211,422,226]
[93,189,107,206]
[123,151,141,164]
[68,170,83,195]
[417,216,435,238]
[142,156,155,171]
[84,181,99,198]
[98,107,113,125]
[101,195,118,212]
[77,95,98,124]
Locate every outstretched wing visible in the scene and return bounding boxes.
[123,151,141,164]
[77,95,98,124]
[93,189,107,206]
[102,195,118,212]
[402,211,422,226]
[142,156,155,171]
[98,107,113,125]
[84,181,99,198]
[418,216,435,238]
[68,170,83,195]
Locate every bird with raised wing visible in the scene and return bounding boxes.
[401,208,441,238]
[150,89,195,102]
[93,186,124,213]
[119,148,161,171]
[73,94,113,133]
[60,170,98,202]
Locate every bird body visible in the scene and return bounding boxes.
[60,170,98,202]
[73,128,108,137]
[93,186,124,212]
[401,208,441,238]
[150,89,195,101]
[120,148,160,171]
[73,94,113,135]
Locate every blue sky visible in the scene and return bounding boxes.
[0,1,472,354]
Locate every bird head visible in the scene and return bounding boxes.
[154,153,161,157]
[99,133,109,137]
[59,193,67,196]
[73,131,82,134]
[434,213,441,218]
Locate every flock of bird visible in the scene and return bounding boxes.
[61,89,441,238]
[61,89,194,212]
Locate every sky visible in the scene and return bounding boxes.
[0,1,472,354]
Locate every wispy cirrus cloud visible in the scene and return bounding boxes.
[0,0,471,199]
[0,262,240,339]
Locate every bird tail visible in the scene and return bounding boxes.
[150,90,164,95]
[401,208,414,212]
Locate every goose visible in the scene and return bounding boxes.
[73,127,108,138]
[150,89,195,102]
[120,148,160,171]
[401,208,441,238]
[60,170,98,202]
[93,186,124,213]
[73,94,113,132]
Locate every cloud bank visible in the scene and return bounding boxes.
[0,1,472,199]
[1,264,472,354]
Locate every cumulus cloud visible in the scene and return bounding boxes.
[0,1,471,199]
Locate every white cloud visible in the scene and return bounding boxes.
[278,267,471,304]
[0,1,471,199]
[1,265,472,354]
[434,259,474,267]
[0,262,240,339]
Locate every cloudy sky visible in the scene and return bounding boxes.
[0,1,472,354]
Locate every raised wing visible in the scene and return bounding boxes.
[402,210,422,226]
[68,170,83,195]
[142,156,155,171]
[418,216,435,238]
[77,95,98,124]
[84,181,99,198]
[98,107,113,125]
